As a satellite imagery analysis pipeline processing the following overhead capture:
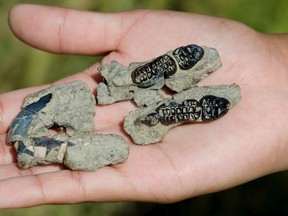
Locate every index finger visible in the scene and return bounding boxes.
[8,4,141,55]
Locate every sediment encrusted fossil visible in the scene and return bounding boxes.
[97,44,222,106]
[8,81,129,170]
[124,84,241,145]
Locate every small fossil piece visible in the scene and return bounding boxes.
[8,81,129,170]
[124,84,241,145]
[97,44,222,106]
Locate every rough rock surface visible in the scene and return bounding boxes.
[8,81,129,170]
[96,44,222,106]
[64,133,129,171]
[22,81,96,136]
[124,84,241,145]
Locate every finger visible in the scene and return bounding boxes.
[0,144,170,208]
[0,163,63,180]
[9,4,142,55]
[0,134,15,164]
[0,167,131,208]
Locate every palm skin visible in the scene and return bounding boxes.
[0,4,288,208]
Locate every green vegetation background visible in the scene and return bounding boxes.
[0,0,288,215]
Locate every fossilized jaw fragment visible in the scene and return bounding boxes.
[139,95,230,126]
[96,44,222,106]
[123,84,241,145]
[8,81,129,170]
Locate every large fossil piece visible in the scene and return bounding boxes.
[124,84,241,145]
[97,44,222,106]
[8,81,129,171]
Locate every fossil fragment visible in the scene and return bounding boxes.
[124,84,241,145]
[8,81,129,170]
[97,44,222,106]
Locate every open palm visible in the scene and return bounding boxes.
[1,4,288,208]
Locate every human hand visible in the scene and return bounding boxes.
[1,4,288,208]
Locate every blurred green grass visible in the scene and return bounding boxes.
[1,0,288,215]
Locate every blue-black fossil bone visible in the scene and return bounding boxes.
[8,93,77,158]
[17,140,34,156]
[8,93,53,143]
[16,137,74,157]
